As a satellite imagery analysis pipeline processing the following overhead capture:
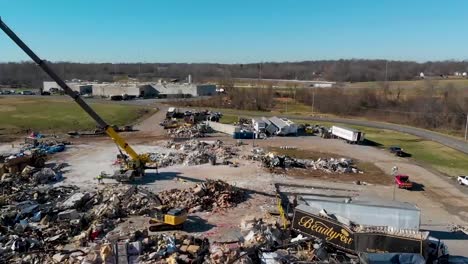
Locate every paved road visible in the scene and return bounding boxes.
[281,115,468,154]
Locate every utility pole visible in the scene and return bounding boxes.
[465,113,468,141]
[385,60,388,84]
[311,88,316,115]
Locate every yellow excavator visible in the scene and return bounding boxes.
[0,17,151,182]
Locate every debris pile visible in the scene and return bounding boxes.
[241,217,284,248]
[449,224,468,235]
[148,152,187,168]
[158,179,246,213]
[134,233,209,263]
[167,123,214,138]
[147,140,239,167]
[22,141,68,155]
[254,150,362,174]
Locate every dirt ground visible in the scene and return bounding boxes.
[2,109,468,256]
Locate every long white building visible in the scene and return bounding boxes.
[43,81,217,98]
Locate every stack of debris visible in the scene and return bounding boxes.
[256,150,362,174]
[167,123,212,139]
[148,152,187,168]
[22,138,70,155]
[138,233,209,263]
[158,179,246,213]
[241,217,284,248]
[148,140,239,167]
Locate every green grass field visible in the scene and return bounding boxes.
[347,79,468,93]
[0,97,155,133]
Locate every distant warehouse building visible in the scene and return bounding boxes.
[92,83,158,98]
[150,83,216,98]
[44,81,217,98]
[43,81,92,94]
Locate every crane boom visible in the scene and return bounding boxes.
[0,17,139,161]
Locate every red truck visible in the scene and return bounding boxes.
[395,175,413,189]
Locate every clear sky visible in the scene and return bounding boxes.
[1,0,468,63]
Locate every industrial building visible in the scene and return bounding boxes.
[43,80,217,98]
[43,81,92,94]
[92,83,158,98]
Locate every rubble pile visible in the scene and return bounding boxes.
[236,217,336,263]
[241,217,285,248]
[0,184,81,261]
[251,149,362,174]
[148,152,187,168]
[137,233,209,263]
[167,124,213,138]
[158,180,246,213]
[148,140,239,167]
[22,136,70,155]
[91,185,163,218]
[0,178,249,263]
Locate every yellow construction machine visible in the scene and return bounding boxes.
[148,208,188,232]
[0,17,153,182]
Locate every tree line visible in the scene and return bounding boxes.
[180,81,467,134]
[2,60,468,88]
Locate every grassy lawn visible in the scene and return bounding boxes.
[0,96,155,133]
[347,79,468,96]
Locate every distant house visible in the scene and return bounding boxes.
[252,118,267,132]
[268,116,298,136]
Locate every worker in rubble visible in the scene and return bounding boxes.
[96,173,104,184]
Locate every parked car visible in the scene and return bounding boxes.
[395,174,413,189]
[389,146,402,153]
[20,90,34,95]
[458,176,468,186]
[41,91,51,96]
[389,146,411,157]
[2,90,12,95]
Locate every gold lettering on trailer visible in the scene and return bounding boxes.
[298,216,353,245]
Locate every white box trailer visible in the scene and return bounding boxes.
[331,126,365,144]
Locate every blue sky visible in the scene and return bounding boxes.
[1,0,468,63]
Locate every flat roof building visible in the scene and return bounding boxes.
[44,80,216,98]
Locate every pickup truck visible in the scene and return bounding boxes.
[458,176,468,186]
[395,175,413,189]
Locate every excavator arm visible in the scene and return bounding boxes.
[0,17,142,167]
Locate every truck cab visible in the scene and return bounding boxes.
[458,176,468,186]
[395,174,413,189]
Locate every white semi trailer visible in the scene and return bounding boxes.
[331,126,365,144]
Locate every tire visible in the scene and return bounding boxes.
[459,181,464,185]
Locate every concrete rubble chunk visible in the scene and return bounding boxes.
[32,167,56,184]
[52,253,67,262]
[61,192,90,209]
[58,209,81,221]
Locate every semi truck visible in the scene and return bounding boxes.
[331,126,365,144]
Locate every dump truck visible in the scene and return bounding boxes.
[331,126,365,144]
